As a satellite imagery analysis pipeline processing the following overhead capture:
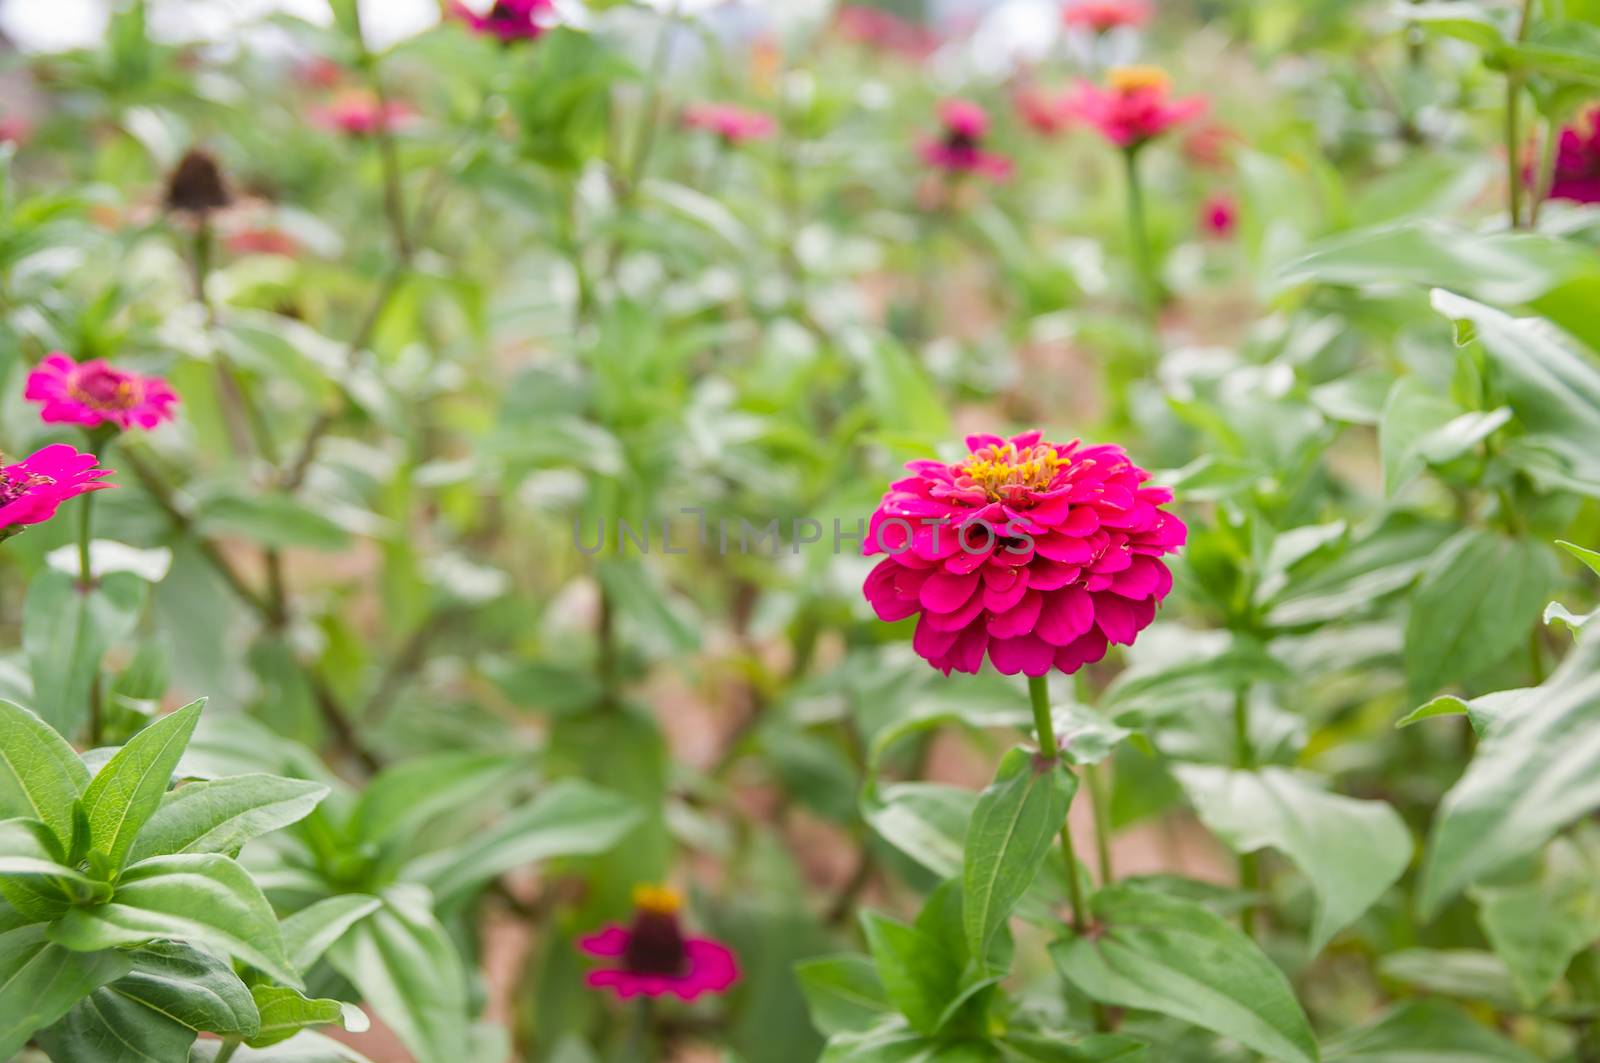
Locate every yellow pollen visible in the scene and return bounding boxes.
[632,884,683,915]
[1109,65,1170,94]
[958,443,1062,501]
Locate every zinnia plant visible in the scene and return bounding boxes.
[0,444,115,542]
[919,99,1013,181]
[454,0,555,43]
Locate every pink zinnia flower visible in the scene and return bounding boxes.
[25,353,179,432]
[835,6,939,59]
[1546,107,1600,205]
[1062,0,1152,32]
[863,431,1185,678]
[1182,120,1239,171]
[682,103,777,145]
[579,886,739,1002]
[1016,85,1075,137]
[0,445,115,541]
[452,0,554,43]
[920,99,1013,180]
[1069,66,1207,149]
[1201,192,1237,238]
[311,92,414,137]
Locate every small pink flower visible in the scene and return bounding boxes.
[1062,0,1152,32]
[311,92,414,137]
[682,103,777,144]
[25,353,179,432]
[835,6,939,59]
[1016,85,1075,137]
[452,0,555,43]
[225,227,301,258]
[1182,120,1239,171]
[0,445,115,541]
[1545,107,1600,205]
[1201,192,1237,238]
[863,431,1185,678]
[1069,66,1206,149]
[0,114,31,147]
[920,99,1013,180]
[579,886,739,1002]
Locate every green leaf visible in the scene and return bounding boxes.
[1000,1032,1151,1061]
[248,984,368,1048]
[0,699,89,850]
[963,748,1075,962]
[280,894,384,974]
[1405,2,1512,52]
[349,752,518,847]
[795,954,893,1037]
[1418,631,1600,915]
[0,817,111,906]
[37,982,198,1063]
[1404,530,1557,700]
[49,852,300,988]
[819,1020,997,1062]
[79,700,204,874]
[324,888,469,1063]
[0,924,131,1058]
[1376,949,1521,1009]
[861,913,961,1037]
[92,941,259,1038]
[1558,540,1600,578]
[23,570,146,739]
[1174,766,1411,954]
[1051,885,1318,1063]
[128,774,328,864]
[406,779,640,905]
[196,493,351,552]
[1323,998,1540,1062]
[1472,832,1600,1007]
[865,783,973,880]
[1378,378,1461,496]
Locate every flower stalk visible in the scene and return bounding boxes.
[1122,145,1157,310]
[1029,675,1090,934]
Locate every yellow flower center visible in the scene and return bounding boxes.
[1109,65,1170,94]
[959,443,1062,502]
[632,884,683,915]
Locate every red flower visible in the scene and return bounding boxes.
[1062,0,1152,32]
[579,886,739,1002]
[1016,85,1075,137]
[1546,107,1600,205]
[1201,192,1237,238]
[311,91,414,137]
[920,99,1013,180]
[1069,66,1206,149]
[0,445,115,542]
[452,0,555,43]
[25,353,179,432]
[863,431,1185,677]
[682,103,777,144]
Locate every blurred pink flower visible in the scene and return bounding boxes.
[25,353,178,432]
[1546,107,1600,205]
[835,6,939,59]
[920,99,1013,180]
[682,103,777,144]
[1201,192,1237,237]
[0,445,115,541]
[1062,0,1152,32]
[0,114,31,147]
[1069,66,1206,149]
[452,0,555,43]
[863,431,1185,677]
[1016,85,1075,136]
[311,91,414,137]
[579,887,739,1002]
[226,227,301,258]
[1182,120,1239,171]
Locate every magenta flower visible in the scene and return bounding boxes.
[453,0,554,43]
[1062,0,1152,32]
[863,431,1185,678]
[1546,107,1600,205]
[311,92,414,137]
[1069,66,1206,150]
[25,353,178,432]
[579,886,739,1002]
[1201,192,1238,238]
[682,103,777,145]
[0,445,115,541]
[920,99,1013,180]
[1016,85,1075,137]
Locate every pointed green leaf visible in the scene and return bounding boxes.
[128,774,328,864]
[248,984,368,1048]
[0,924,132,1058]
[0,699,89,850]
[280,894,384,975]
[24,571,147,739]
[79,700,204,874]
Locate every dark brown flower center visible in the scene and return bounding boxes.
[72,366,141,411]
[623,909,688,976]
[165,149,232,214]
[489,2,520,22]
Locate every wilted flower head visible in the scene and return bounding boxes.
[835,6,939,58]
[1546,106,1600,205]
[579,885,740,1002]
[25,353,179,432]
[920,99,1013,180]
[1016,85,1075,136]
[453,0,555,43]
[863,431,1185,677]
[682,103,777,144]
[165,149,232,214]
[0,445,115,542]
[1062,0,1152,32]
[312,91,414,137]
[1201,192,1237,237]
[1069,66,1206,149]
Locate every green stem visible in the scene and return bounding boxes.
[1505,0,1537,229]
[1234,686,1259,938]
[1529,115,1560,228]
[1030,676,1089,933]
[623,997,655,1061]
[77,484,101,746]
[1121,146,1157,311]
[213,1037,241,1063]
[1088,761,1114,886]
